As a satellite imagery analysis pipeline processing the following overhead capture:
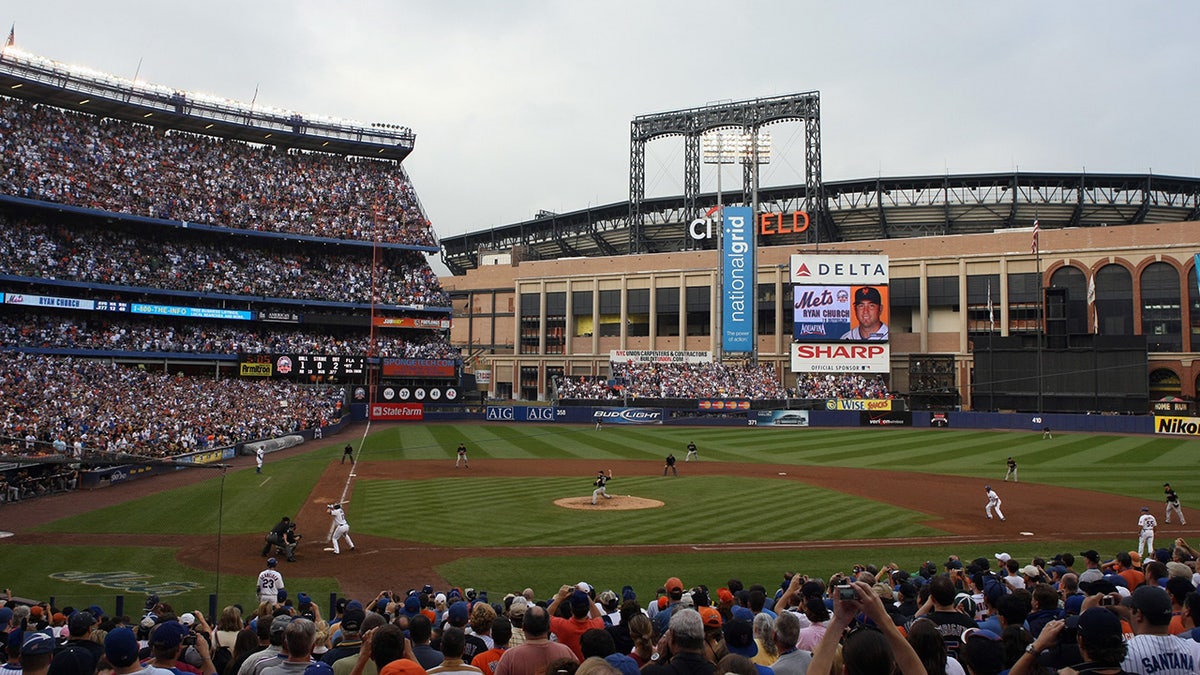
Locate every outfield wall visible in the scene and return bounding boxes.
[372,403,1161,436]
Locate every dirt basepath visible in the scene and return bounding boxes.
[5,434,1191,600]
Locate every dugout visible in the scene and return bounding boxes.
[971,334,1148,413]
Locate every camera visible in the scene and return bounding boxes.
[183,634,197,646]
[1101,595,1117,606]
[836,585,857,601]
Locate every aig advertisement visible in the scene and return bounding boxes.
[722,206,755,353]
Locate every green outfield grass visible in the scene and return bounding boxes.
[8,423,1199,611]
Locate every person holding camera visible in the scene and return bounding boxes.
[327,503,355,555]
[808,581,924,675]
[147,621,218,675]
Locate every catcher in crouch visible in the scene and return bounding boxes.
[592,469,614,505]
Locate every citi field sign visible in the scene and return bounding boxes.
[689,206,810,240]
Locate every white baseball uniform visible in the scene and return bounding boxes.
[986,488,1005,521]
[328,504,355,554]
[256,568,284,604]
[1137,512,1157,558]
[256,447,264,473]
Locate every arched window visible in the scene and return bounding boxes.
[1150,368,1181,399]
[1049,266,1087,334]
[1141,262,1181,352]
[1189,266,1199,351]
[1096,264,1134,336]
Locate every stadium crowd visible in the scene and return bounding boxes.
[0,352,344,461]
[0,96,435,246]
[0,313,461,360]
[5,544,1200,675]
[555,367,892,401]
[0,216,450,309]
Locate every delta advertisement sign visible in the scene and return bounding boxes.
[790,254,889,285]
[791,342,890,373]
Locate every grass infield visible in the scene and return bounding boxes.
[7,423,1197,610]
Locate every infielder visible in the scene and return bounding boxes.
[1137,506,1157,558]
[327,503,355,554]
[256,558,284,604]
[985,485,1005,521]
[685,441,698,462]
[1004,457,1017,482]
[1164,483,1186,525]
[256,446,264,474]
[592,469,613,504]
[455,442,469,469]
[663,453,677,476]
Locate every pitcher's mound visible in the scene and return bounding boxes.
[555,496,664,510]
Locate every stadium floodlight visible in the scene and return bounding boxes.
[702,129,771,363]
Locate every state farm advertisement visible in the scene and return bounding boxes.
[791,343,890,373]
[370,403,424,421]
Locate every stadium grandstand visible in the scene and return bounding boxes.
[0,45,459,491]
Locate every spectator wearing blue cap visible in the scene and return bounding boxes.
[20,631,57,675]
[546,586,604,662]
[322,605,366,666]
[148,620,218,675]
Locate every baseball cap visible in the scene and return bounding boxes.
[994,552,1011,563]
[404,595,421,614]
[49,646,96,675]
[448,601,469,625]
[945,559,963,570]
[716,588,734,604]
[854,286,882,304]
[1166,561,1192,579]
[605,654,641,675]
[1071,608,1122,647]
[1080,549,1100,562]
[144,594,160,611]
[29,606,44,620]
[0,607,12,625]
[953,593,977,617]
[698,606,722,629]
[731,605,755,622]
[21,631,57,656]
[665,577,683,593]
[68,610,95,635]
[341,606,366,632]
[960,628,1004,675]
[569,590,590,610]
[1128,586,1172,624]
[179,612,196,627]
[105,627,141,667]
[1020,565,1040,577]
[508,596,529,617]
[1141,507,1150,512]
[622,585,637,601]
[270,615,294,635]
[267,557,278,567]
[1078,579,1118,596]
[1063,594,1085,615]
[151,621,188,649]
[723,618,757,658]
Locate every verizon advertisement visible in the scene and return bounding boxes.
[370,403,425,421]
[791,343,890,373]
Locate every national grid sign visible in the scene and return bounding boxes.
[722,206,755,353]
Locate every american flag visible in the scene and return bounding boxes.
[5,24,13,49]
[1030,219,1040,254]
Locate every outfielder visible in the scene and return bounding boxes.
[985,485,1005,521]
[256,558,284,604]
[1164,483,1186,524]
[1137,506,1157,558]
[256,446,264,474]
[685,441,698,462]
[1004,456,1017,482]
[455,442,469,469]
[327,503,355,554]
[592,469,613,504]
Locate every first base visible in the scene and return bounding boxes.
[323,547,335,552]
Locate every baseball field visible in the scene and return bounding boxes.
[4,421,1197,613]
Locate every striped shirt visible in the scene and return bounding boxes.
[1121,634,1200,675]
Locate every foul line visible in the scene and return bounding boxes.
[325,419,372,543]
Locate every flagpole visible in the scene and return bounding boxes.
[1033,218,1043,415]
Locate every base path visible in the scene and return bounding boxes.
[6,449,1181,600]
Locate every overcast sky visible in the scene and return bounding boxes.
[7,2,1199,275]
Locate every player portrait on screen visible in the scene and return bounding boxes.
[840,286,889,340]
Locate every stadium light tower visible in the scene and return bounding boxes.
[702,129,770,362]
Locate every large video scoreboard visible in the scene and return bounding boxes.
[239,353,366,380]
[788,254,890,373]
